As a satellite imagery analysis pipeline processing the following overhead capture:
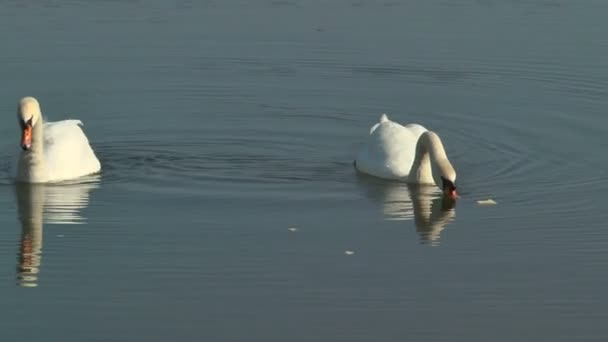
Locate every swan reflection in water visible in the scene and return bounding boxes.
[15,175,100,287]
[356,174,456,246]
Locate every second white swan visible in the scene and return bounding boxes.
[15,97,101,183]
[354,114,458,197]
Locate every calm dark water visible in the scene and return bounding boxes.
[1,0,608,341]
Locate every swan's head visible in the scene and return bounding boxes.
[441,175,457,199]
[423,131,458,198]
[17,97,42,151]
[437,163,457,198]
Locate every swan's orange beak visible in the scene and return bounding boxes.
[443,183,458,199]
[447,188,458,199]
[21,124,32,151]
[441,177,458,199]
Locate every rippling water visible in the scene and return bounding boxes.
[1,0,608,341]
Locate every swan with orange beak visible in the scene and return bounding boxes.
[16,97,101,183]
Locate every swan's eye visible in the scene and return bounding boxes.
[20,118,32,129]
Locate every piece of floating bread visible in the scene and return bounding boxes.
[344,250,355,256]
[288,227,298,232]
[477,199,497,205]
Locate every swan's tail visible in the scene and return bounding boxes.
[369,113,389,135]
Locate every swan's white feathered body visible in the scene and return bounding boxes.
[40,120,100,181]
[355,114,428,180]
[15,97,101,183]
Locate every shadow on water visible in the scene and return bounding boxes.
[355,173,456,246]
[14,175,100,287]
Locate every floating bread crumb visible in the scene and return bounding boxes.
[477,199,497,205]
[344,250,355,256]
[288,227,298,232]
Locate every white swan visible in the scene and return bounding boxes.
[354,114,458,197]
[16,96,101,183]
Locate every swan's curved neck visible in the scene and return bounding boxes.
[408,131,449,185]
[18,118,47,182]
[30,118,45,153]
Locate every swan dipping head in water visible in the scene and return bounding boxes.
[412,130,458,198]
[16,96,101,183]
[355,114,458,198]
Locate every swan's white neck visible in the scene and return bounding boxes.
[30,117,45,152]
[18,118,47,183]
[408,131,452,186]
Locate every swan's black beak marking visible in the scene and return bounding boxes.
[441,177,458,198]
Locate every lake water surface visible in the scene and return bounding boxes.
[1,1,608,341]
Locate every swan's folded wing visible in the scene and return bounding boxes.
[43,120,84,146]
[404,123,428,138]
[356,121,429,180]
[43,120,101,181]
